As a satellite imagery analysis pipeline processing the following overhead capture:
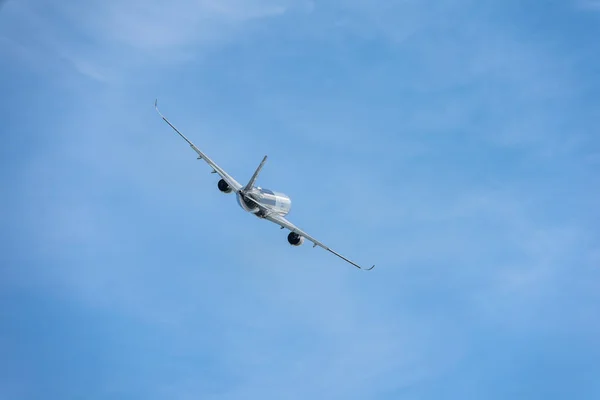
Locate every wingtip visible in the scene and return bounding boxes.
[154,99,165,119]
[365,265,375,271]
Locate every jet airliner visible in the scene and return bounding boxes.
[155,100,374,271]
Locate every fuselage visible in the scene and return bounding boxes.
[236,187,291,217]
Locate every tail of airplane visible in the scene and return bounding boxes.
[242,155,268,192]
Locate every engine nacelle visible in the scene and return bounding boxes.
[218,179,232,193]
[287,232,304,246]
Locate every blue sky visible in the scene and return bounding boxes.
[1,0,599,398]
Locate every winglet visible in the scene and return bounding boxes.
[153,99,197,149]
[326,248,375,271]
[154,99,163,118]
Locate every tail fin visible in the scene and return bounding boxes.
[243,155,268,192]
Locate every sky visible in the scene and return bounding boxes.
[1,0,599,398]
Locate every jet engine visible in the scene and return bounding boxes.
[218,179,232,193]
[287,232,304,246]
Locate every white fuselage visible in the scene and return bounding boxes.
[236,187,292,216]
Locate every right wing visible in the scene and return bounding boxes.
[265,213,375,271]
[154,100,243,193]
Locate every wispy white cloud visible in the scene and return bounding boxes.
[61,0,290,51]
[67,58,109,82]
[243,1,583,162]
[1,0,297,83]
[3,0,599,398]
[579,0,600,10]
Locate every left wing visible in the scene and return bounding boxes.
[265,213,375,271]
[154,100,243,193]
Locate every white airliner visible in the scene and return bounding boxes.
[155,100,374,271]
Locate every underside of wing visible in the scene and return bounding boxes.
[155,100,243,192]
[265,214,375,271]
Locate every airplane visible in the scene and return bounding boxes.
[154,100,375,271]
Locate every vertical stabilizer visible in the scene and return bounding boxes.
[243,155,268,192]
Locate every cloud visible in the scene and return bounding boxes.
[63,0,289,51]
[1,0,295,83]
[579,0,600,10]
[2,0,599,398]
[67,58,109,82]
